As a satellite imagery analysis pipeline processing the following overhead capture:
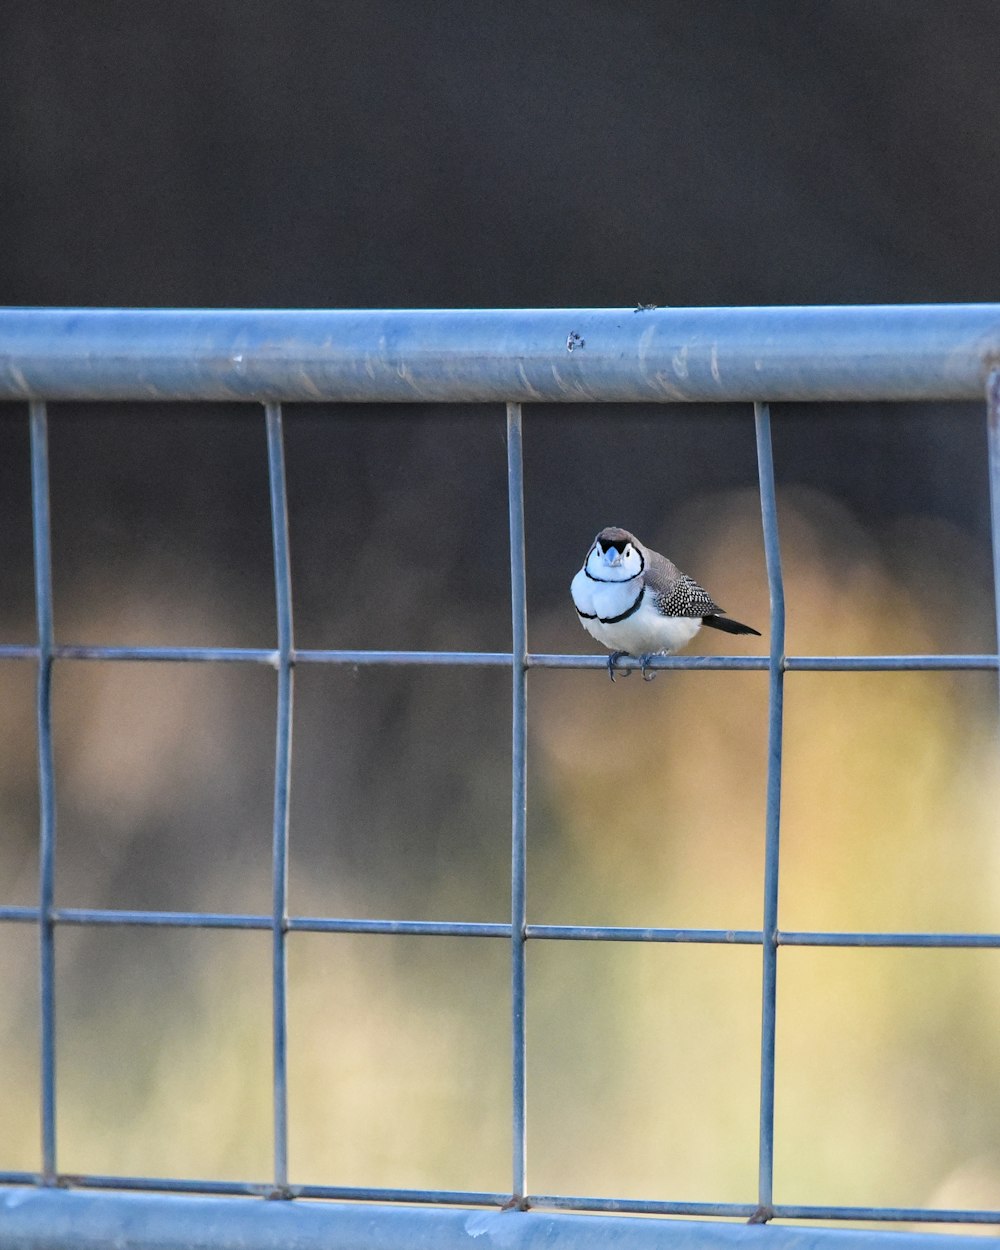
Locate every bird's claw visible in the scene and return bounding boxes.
[607,650,631,682]
[639,654,657,681]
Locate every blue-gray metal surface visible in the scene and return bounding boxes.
[29,401,57,1185]
[4,305,1000,1243]
[3,1188,1000,1250]
[3,305,1000,402]
[264,402,293,1194]
[3,643,997,671]
[507,402,529,1203]
[2,904,1000,948]
[752,403,785,1219]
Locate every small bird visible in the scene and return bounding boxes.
[571,526,761,681]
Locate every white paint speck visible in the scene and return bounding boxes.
[2,1188,35,1209]
[463,1211,525,1247]
[672,345,689,378]
[465,1211,493,1238]
[710,343,721,384]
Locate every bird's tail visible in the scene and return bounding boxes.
[702,614,761,637]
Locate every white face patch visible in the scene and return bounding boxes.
[586,540,643,582]
[620,542,642,577]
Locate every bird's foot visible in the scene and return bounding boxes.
[639,653,658,681]
[607,650,631,682]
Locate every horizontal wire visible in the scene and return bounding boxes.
[531,1194,755,1217]
[4,1173,270,1198]
[1,644,998,670]
[778,931,1000,948]
[773,1204,1000,1225]
[539,1195,1000,1224]
[1,907,997,948]
[0,644,278,663]
[294,1184,508,1206]
[526,925,762,943]
[0,908,506,936]
[1,1172,995,1224]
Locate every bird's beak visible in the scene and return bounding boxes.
[603,548,621,567]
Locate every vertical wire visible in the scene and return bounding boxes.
[506,402,528,1204]
[30,400,57,1182]
[265,402,294,1194]
[987,373,1000,713]
[753,402,785,1220]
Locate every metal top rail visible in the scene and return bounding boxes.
[1,304,1000,402]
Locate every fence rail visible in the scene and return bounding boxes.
[2,304,1000,401]
[1,305,999,1249]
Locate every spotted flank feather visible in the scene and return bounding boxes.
[653,573,721,619]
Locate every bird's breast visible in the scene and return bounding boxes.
[570,567,596,617]
[589,580,643,621]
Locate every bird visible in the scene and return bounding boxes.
[571,526,761,681]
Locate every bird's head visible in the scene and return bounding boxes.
[586,527,644,580]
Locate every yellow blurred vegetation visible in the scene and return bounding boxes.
[2,487,1000,1225]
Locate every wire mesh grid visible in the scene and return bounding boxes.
[2,308,1000,1235]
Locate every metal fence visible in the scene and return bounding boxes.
[2,306,1000,1250]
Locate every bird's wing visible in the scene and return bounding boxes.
[644,551,722,618]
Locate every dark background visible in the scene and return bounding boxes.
[2,0,1000,1207]
[4,1,999,309]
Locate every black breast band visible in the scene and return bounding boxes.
[577,585,645,625]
